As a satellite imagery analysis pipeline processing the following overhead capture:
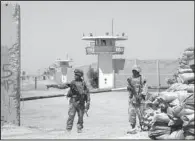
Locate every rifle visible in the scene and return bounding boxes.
[84,109,89,117]
[127,77,142,102]
[137,75,143,104]
[82,77,89,117]
[127,78,136,98]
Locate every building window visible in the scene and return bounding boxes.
[101,40,106,46]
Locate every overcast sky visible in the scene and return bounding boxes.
[7,1,194,74]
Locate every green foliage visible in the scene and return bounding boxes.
[22,71,26,76]
[87,65,98,88]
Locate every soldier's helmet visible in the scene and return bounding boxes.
[132,65,142,73]
[74,69,84,77]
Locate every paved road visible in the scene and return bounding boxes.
[15,91,151,139]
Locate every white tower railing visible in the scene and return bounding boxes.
[86,46,124,55]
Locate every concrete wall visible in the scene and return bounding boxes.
[1,3,21,126]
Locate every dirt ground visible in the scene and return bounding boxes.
[2,89,151,139]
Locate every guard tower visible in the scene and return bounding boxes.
[48,64,56,80]
[55,57,72,83]
[82,33,128,89]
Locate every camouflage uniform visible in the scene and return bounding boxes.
[47,69,90,133]
[66,78,90,132]
[127,66,148,131]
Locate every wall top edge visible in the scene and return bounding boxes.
[1,2,20,7]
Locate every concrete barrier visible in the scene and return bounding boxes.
[20,94,65,101]
[20,86,166,102]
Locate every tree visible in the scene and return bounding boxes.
[87,66,98,88]
[22,71,26,76]
[22,71,26,80]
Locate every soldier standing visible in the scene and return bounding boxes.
[46,69,90,133]
[126,65,148,134]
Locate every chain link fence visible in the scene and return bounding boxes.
[23,59,180,91]
[114,59,179,88]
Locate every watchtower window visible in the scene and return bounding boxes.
[109,40,113,46]
[95,39,101,46]
[101,40,106,46]
[95,40,98,46]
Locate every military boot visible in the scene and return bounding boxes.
[77,128,82,133]
[127,124,137,134]
[139,121,144,132]
[65,127,72,134]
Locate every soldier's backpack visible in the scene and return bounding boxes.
[72,81,85,94]
[70,80,87,103]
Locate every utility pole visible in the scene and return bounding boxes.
[157,60,161,92]
[112,18,114,36]
[134,59,137,66]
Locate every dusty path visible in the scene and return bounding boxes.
[2,91,151,139]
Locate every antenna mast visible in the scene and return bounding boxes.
[112,18,114,36]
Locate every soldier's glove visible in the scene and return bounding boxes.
[128,91,133,99]
[146,101,153,107]
[140,93,146,100]
[127,85,131,91]
[135,95,143,103]
[127,86,134,99]
[66,93,71,98]
[129,94,133,99]
[127,85,135,92]
[66,83,71,87]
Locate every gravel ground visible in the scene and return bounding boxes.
[2,90,151,139]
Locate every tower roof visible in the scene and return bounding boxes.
[82,35,128,41]
[55,59,72,62]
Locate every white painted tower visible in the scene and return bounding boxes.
[82,33,128,89]
[55,58,72,83]
[48,66,55,80]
